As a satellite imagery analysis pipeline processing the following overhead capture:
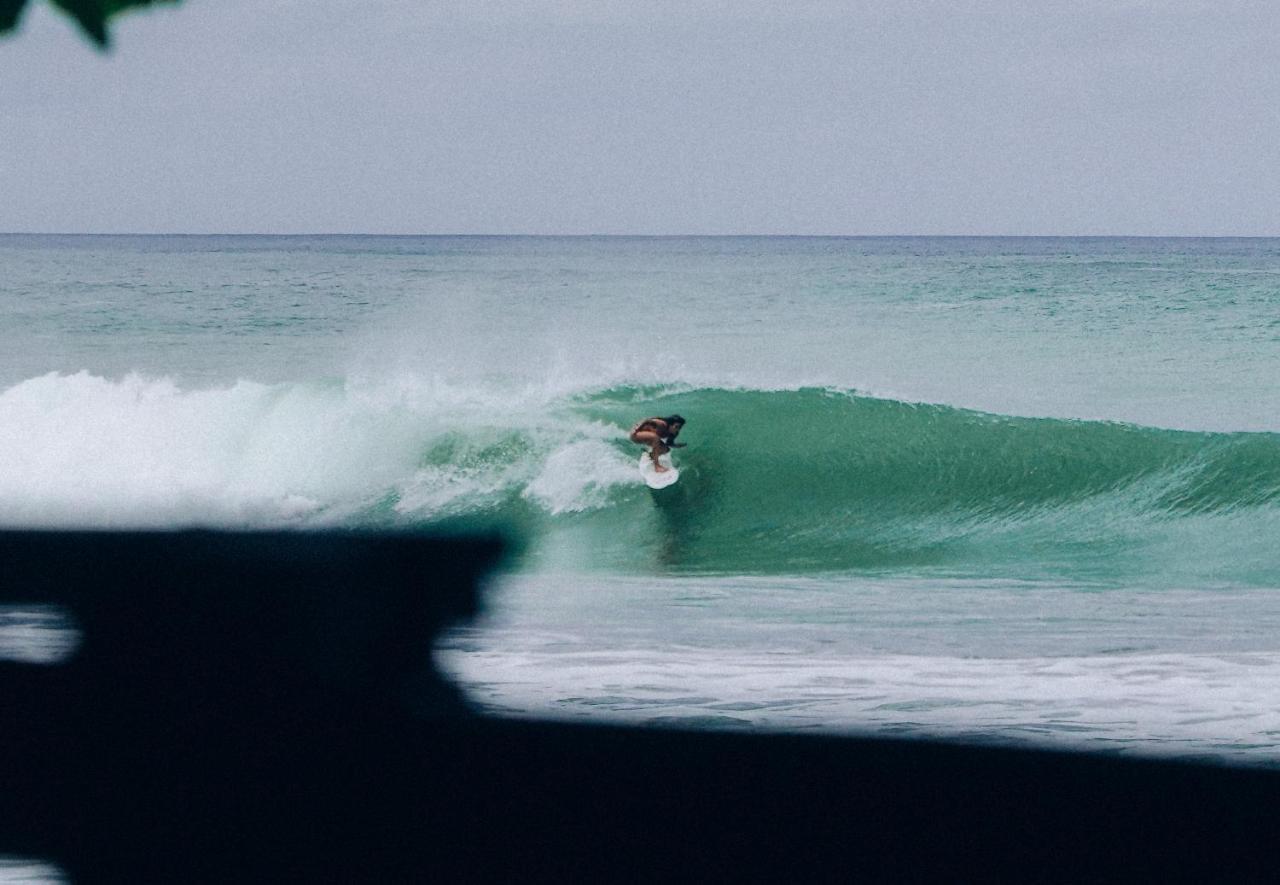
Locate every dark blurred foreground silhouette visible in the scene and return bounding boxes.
[0,0,177,48]
[2,529,1278,883]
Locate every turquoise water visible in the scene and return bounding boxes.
[3,234,1280,761]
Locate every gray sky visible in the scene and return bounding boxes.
[1,0,1277,235]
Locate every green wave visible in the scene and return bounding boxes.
[553,387,1280,580]
[398,386,1280,584]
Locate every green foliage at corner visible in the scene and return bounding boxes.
[0,0,180,48]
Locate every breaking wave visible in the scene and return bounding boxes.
[3,373,1278,584]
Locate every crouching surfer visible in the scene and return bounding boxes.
[630,415,686,473]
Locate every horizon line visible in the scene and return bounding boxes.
[3,231,1280,239]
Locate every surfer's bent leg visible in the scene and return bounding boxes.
[630,429,670,472]
[649,443,670,472]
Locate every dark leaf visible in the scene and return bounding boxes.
[50,0,110,46]
[0,0,30,32]
[2,0,182,48]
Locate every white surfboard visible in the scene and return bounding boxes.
[639,452,679,489]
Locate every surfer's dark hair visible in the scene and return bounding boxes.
[664,415,686,426]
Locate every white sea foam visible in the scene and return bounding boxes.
[439,636,1280,763]
[522,436,638,515]
[433,572,1280,763]
[0,370,625,528]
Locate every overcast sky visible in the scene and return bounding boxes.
[1,0,1277,235]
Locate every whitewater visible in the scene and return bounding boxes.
[3,234,1279,763]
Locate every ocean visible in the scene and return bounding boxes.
[3,233,1279,764]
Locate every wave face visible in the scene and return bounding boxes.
[3,374,1279,585]
[565,386,1280,583]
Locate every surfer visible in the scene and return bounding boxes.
[630,415,685,473]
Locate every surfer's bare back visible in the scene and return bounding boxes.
[630,415,686,472]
